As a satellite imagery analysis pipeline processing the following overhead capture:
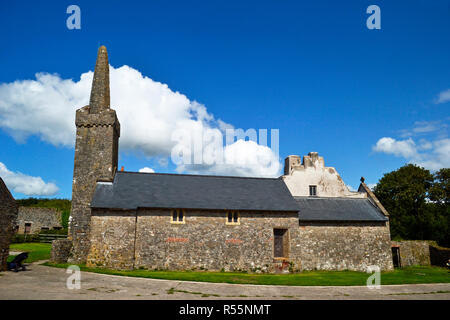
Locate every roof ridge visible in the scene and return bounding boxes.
[294,196,368,200]
[117,171,282,181]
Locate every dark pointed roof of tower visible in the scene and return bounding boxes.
[89,45,110,113]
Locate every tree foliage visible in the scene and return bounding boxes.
[374,165,450,247]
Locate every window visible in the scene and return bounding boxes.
[309,185,317,196]
[171,209,185,224]
[226,211,240,225]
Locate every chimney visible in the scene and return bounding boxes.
[284,155,301,175]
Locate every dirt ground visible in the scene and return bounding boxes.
[0,262,449,300]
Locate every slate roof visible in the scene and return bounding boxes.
[295,197,388,222]
[91,171,300,212]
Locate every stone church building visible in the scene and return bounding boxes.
[52,46,393,272]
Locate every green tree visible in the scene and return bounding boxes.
[429,168,450,204]
[374,164,449,246]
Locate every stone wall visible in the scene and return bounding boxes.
[87,208,393,272]
[297,222,393,271]
[16,207,62,234]
[0,178,18,271]
[86,210,136,269]
[391,240,432,267]
[51,239,73,263]
[134,210,300,272]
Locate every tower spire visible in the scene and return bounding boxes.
[89,45,110,113]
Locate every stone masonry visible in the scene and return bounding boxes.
[0,178,18,271]
[297,222,393,271]
[65,45,120,264]
[87,209,300,271]
[391,240,432,267]
[86,208,393,272]
[16,207,62,234]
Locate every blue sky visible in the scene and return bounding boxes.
[0,0,449,199]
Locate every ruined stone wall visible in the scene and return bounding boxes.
[16,207,62,234]
[0,178,18,271]
[283,152,365,198]
[68,106,119,264]
[392,240,432,267]
[295,222,393,271]
[51,239,73,264]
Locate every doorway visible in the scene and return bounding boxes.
[273,228,288,258]
[392,246,401,267]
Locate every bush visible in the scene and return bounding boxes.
[39,228,68,235]
[11,234,40,243]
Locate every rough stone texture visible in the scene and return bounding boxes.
[86,208,393,272]
[0,178,18,271]
[283,152,365,198]
[16,207,62,234]
[50,239,73,263]
[66,45,120,264]
[134,210,300,272]
[86,210,136,270]
[391,240,432,267]
[87,209,299,271]
[296,222,393,271]
[89,45,110,113]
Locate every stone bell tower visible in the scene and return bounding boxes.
[68,45,120,263]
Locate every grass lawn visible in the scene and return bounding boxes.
[8,243,52,263]
[16,242,449,286]
[44,262,450,286]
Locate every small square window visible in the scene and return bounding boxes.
[24,223,32,234]
[171,209,185,224]
[309,185,317,196]
[226,211,240,225]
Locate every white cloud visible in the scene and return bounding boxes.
[436,89,450,104]
[373,137,418,158]
[399,120,447,138]
[373,137,450,171]
[138,167,155,173]
[177,139,281,177]
[0,162,59,196]
[0,65,281,177]
[367,183,377,190]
